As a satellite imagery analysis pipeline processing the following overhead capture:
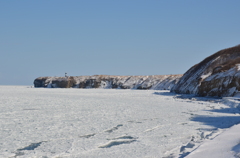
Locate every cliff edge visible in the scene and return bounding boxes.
[171,44,240,97]
[34,75,182,90]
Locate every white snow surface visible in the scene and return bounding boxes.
[186,123,240,158]
[1,86,240,158]
[186,97,240,158]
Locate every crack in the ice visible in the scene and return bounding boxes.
[17,141,46,151]
[127,120,142,123]
[105,124,123,133]
[111,136,136,140]
[99,139,136,148]
[99,135,137,148]
[79,133,96,138]
[144,125,161,132]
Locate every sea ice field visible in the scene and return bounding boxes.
[1,86,240,158]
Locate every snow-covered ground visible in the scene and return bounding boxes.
[186,97,240,158]
[1,86,240,158]
[186,123,240,158]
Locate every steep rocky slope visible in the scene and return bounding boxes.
[171,44,240,97]
[34,75,182,90]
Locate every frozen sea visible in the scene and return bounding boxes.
[1,86,240,158]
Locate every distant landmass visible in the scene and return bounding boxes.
[34,44,240,97]
[34,75,182,90]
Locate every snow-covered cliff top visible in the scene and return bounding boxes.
[34,74,182,90]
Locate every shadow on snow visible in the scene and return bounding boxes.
[153,91,240,129]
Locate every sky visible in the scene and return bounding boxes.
[0,0,240,85]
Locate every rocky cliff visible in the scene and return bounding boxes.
[171,44,240,97]
[34,75,182,90]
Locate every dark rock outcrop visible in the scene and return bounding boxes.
[34,77,49,87]
[34,75,182,90]
[51,76,77,88]
[171,44,240,97]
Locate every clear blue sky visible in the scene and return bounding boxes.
[1,0,239,85]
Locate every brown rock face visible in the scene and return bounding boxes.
[198,73,240,97]
[51,76,77,88]
[171,44,240,97]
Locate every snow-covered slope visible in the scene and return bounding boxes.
[171,44,240,97]
[34,75,182,90]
